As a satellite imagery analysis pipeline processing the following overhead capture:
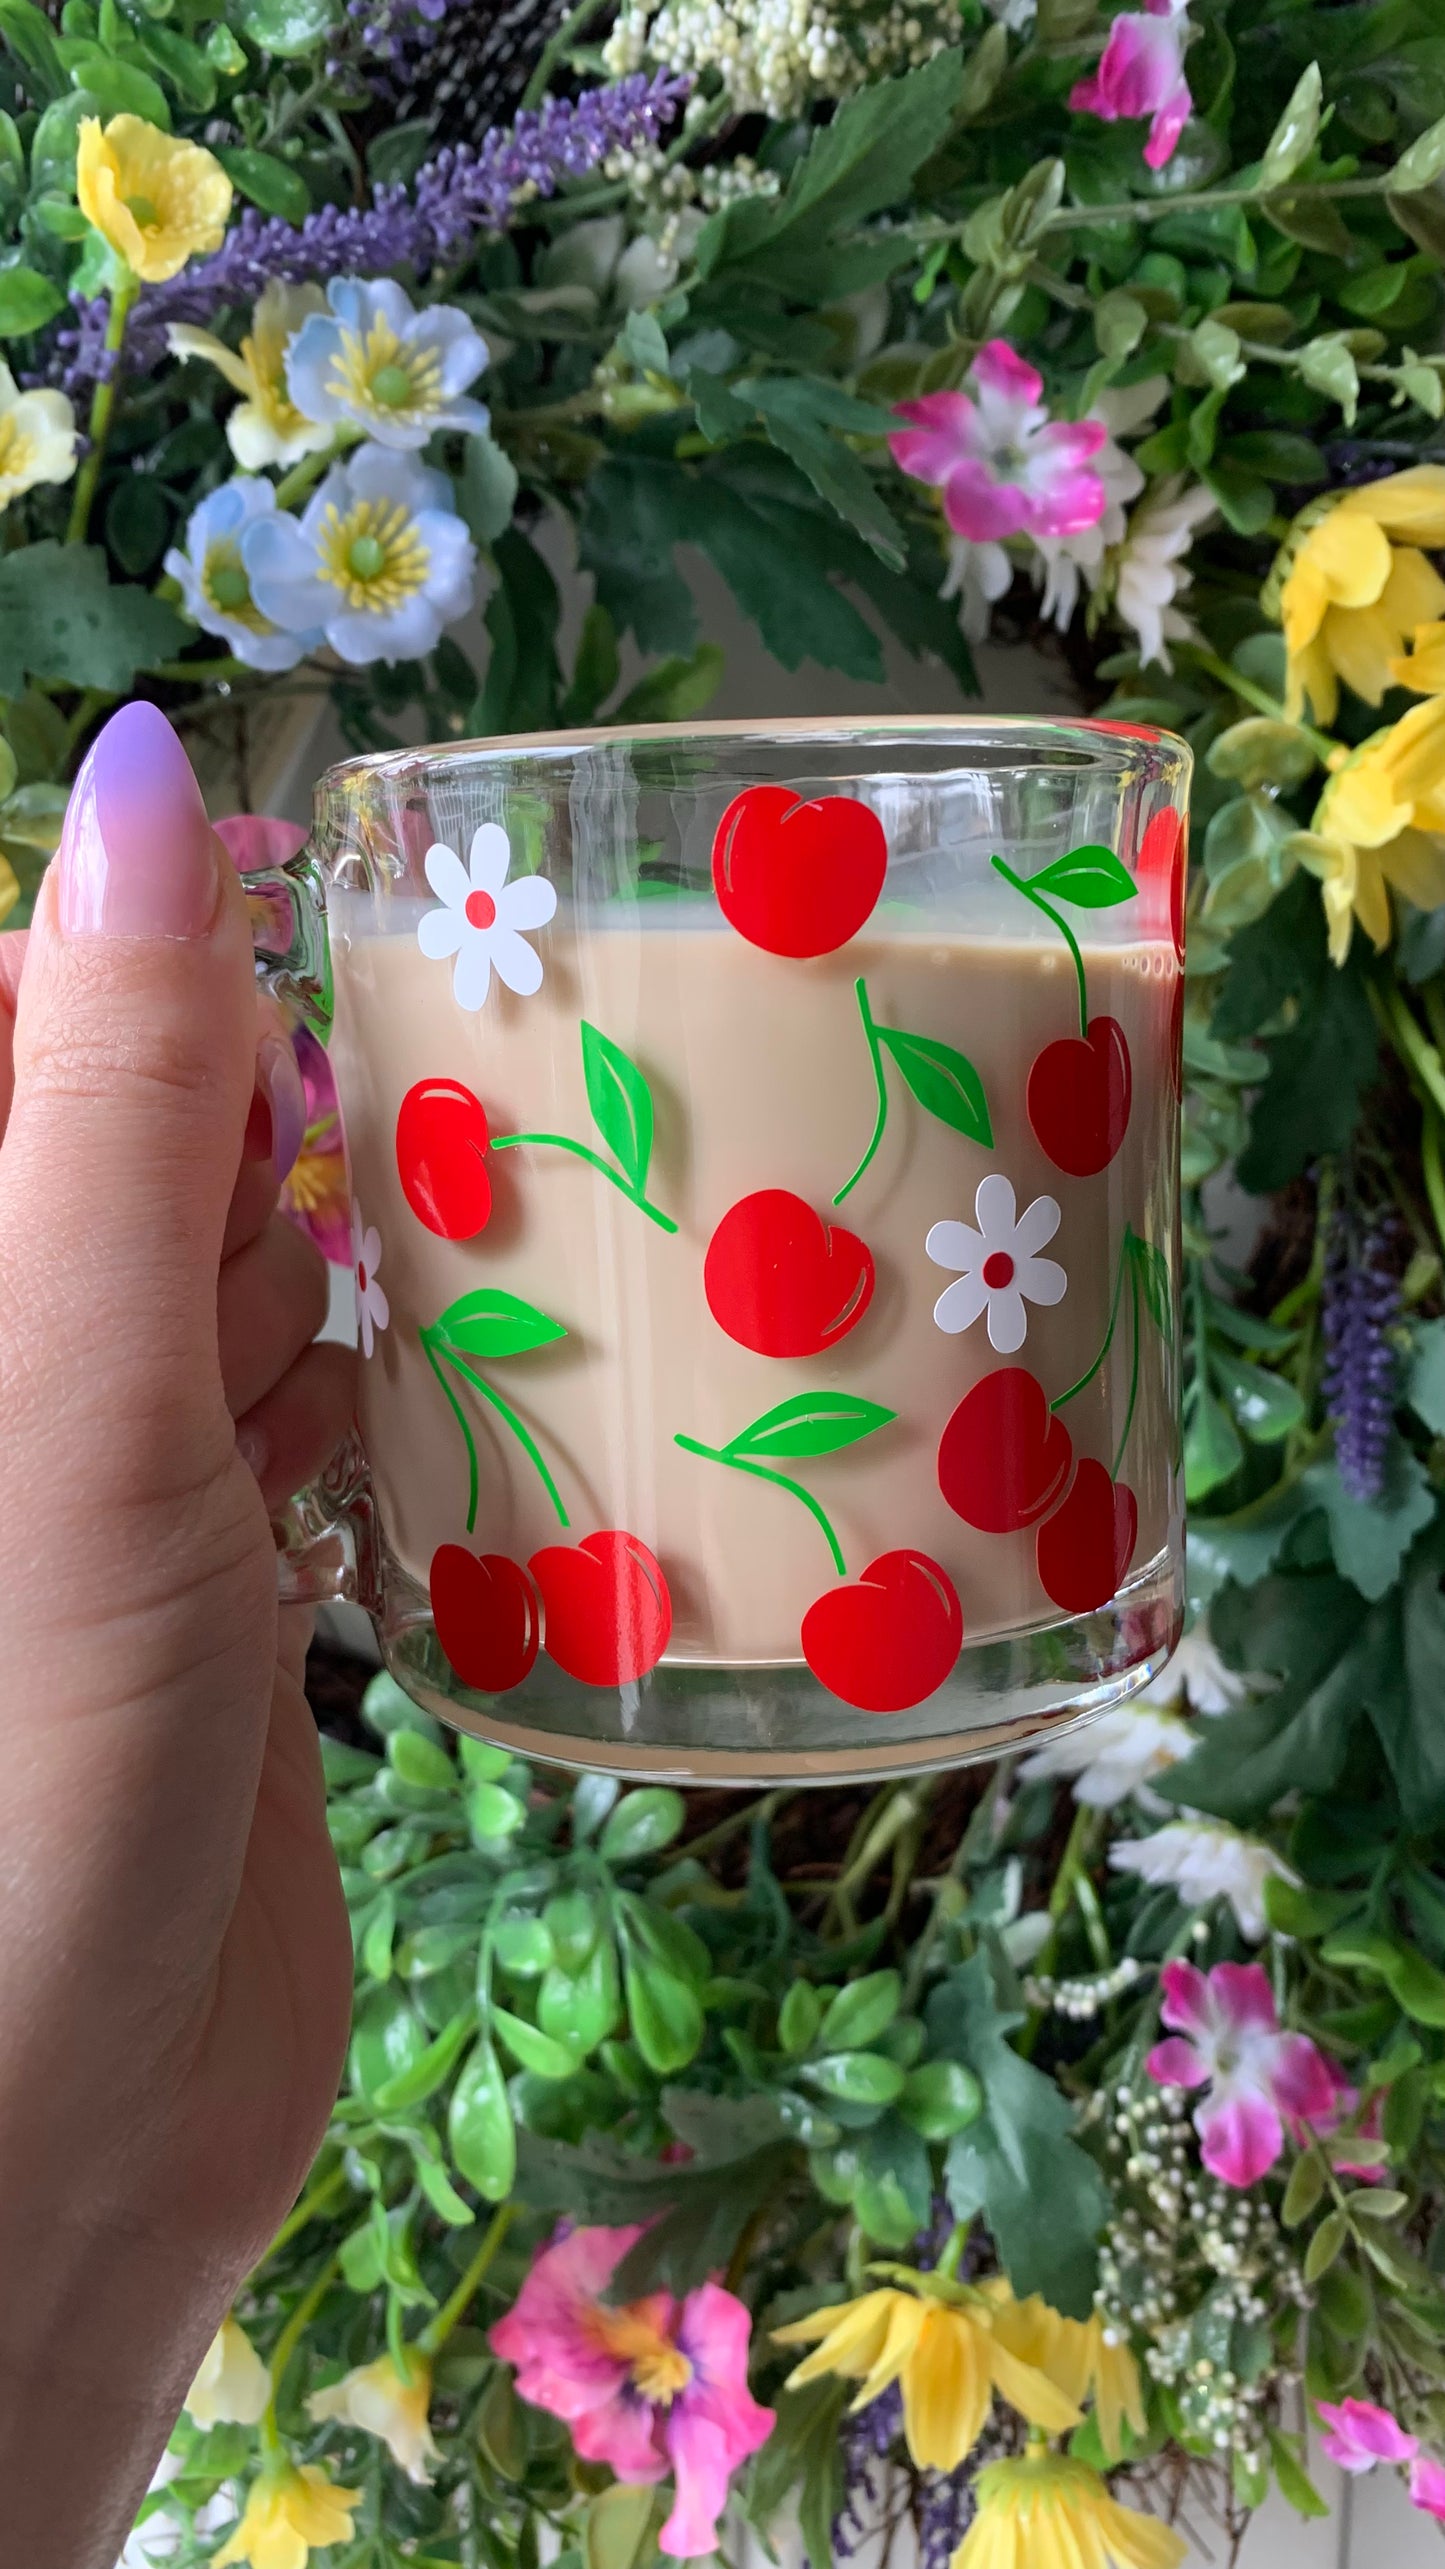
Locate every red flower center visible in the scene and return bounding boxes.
[465,887,497,931]
[982,1250,1015,1288]
[357,1262,368,1291]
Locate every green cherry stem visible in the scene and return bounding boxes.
[833,977,888,1208]
[422,1331,570,1532]
[673,1433,847,1578]
[423,1330,480,1531]
[1112,1265,1143,1482]
[1051,1231,1131,1413]
[990,854,1089,1039]
[489,1131,679,1233]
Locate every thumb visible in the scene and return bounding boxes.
[0,701,258,1431]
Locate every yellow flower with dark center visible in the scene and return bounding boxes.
[773,2281,1081,2473]
[168,281,330,469]
[953,2452,1186,2569]
[213,2461,361,2569]
[77,114,231,283]
[315,493,431,613]
[1273,466,1445,724]
[1292,694,1445,963]
[985,2293,1146,2462]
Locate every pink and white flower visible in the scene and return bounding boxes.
[926,1173,1066,1354]
[1018,1701,1192,1811]
[1410,2455,1445,2520]
[1145,1959,1338,2187]
[417,821,557,1011]
[352,1205,389,1358]
[1069,0,1194,171]
[1315,2398,1417,2474]
[890,342,1108,545]
[490,2224,773,2559]
[1108,1815,1289,1939]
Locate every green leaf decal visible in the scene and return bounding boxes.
[581,1020,655,1198]
[723,1392,897,1462]
[878,1026,993,1148]
[433,1289,567,1362]
[1126,1229,1171,1337]
[1025,843,1136,908]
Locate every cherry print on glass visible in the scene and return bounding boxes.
[429,1547,540,1692]
[833,975,992,1206]
[416,822,557,1010]
[420,1287,569,1535]
[527,1532,673,1687]
[711,785,886,957]
[990,841,1136,1177]
[397,1077,493,1240]
[704,1191,874,1358]
[927,1173,1066,1354]
[488,1019,678,1234]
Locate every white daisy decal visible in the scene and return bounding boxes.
[926,1173,1066,1354]
[416,821,557,1011]
[352,1204,390,1358]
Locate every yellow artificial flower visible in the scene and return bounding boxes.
[76,114,231,284]
[1390,619,1445,696]
[0,360,76,510]
[184,2315,270,2429]
[1275,466,1445,724]
[954,2452,1186,2569]
[773,2282,1081,2473]
[986,2294,1146,2462]
[168,280,330,470]
[308,2349,441,2484]
[213,2461,361,2569]
[1293,694,1445,963]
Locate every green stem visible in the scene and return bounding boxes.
[520,0,612,105]
[1178,646,1337,762]
[1111,1267,1142,1481]
[262,2251,341,2449]
[674,1432,846,1577]
[490,1130,678,1232]
[66,270,137,545]
[273,432,358,511]
[1052,1232,1129,1412]
[423,1331,480,1533]
[60,685,113,757]
[446,1350,570,1529]
[1424,1108,1445,1266]
[678,1790,791,1865]
[420,2203,517,2354]
[833,976,888,1206]
[258,2164,349,2270]
[991,854,1087,1036]
[148,655,256,684]
[1380,982,1445,1124]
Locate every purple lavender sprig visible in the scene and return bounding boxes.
[834,2383,903,2559]
[48,71,688,396]
[1322,1203,1400,1504]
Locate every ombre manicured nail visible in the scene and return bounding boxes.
[57,700,219,939]
[247,1028,307,1185]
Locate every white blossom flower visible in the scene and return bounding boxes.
[1019,1702,1194,1811]
[942,530,1014,641]
[0,361,75,511]
[165,478,318,672]
[1109,1818,1293,1940]
[286,277,489,451]
[309,2351,440,2484]
[1031,377,1165,627]
[1138,1618,1248,1716]
[417,822,557,1011]
[243,443,475,666]
[184,2317,270,2428]
[168,280,330,469]
[926,1172,1066,1354]
[1110,475,1217,670]
[353,1206,389,1359]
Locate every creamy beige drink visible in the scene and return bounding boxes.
[329,911,1178,1667]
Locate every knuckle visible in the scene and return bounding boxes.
[20,1014,224,1119]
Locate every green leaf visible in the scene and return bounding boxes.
[900,2058,984,2140]
[779,1978,822,2056]
[1214,1351,1304,1445]
[560,602,621,726]
[349,1984,431,2106]
[213,145,309,224]
[619,306,669,377]
[1300,1444,1436,1603]
[104,475,170,580]
[585,2483,656,2569]
[932,1953,1106,2316]
[611,640,724,727]
[432,1288,566,1362]
[1281,2151,1326,2227]
[818,1969,901,2052]
[1228,891,1378,1193]
[0,267,63,337]
[492,2006,577,2079]
[458,433,520,546]
[1304,2208,1348,2283]
[134,21,217,109]
[389,1729,456,1792]
[1260,61,1323,188]
[599,1787,685,1863]
[232,0,333,53]
[467,1780,525,1843]
[1407,1319,1445,1434]
[492,1915,553,1977]
[723,1391,896,1462]
[877,1024,993,1148]
[544,1888,601,1968]
[0,543,188,697]
[570,1774,619,1843]
[1366,1527,1445,1825]
[1392,107,1445,193]
[1185,1387,1244,1501]
[1222,430,1327,483]
[743,375,905,567]
[581,1020,655,1198]
[0,0,63,96]
[473,525,561,735]
[372,2002,477,2113]
[625,1958,703,2073]
[1157,1572,1368,1823]
[1268,2428,1332,2520]
[64,48,169,121]
[537,1940,621,2058]
[802,2050,905,2107]
[448,2034,515,2200]
[1024,843,1136,908]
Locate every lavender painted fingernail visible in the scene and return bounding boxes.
[57,701,219,939]
[257,1028,307,1186]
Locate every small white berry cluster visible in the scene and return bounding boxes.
[604,0,967,119]
[1024,1955,1144,2020]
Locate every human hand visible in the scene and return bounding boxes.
[0,702,355,2567]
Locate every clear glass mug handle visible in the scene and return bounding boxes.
[244,849,381,1611]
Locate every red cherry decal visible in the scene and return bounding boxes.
[397,1077,492,1240]
[704,1189,874,1358]
[938,1367,1073,1534]
[711,785,887,958]
[528,1531,673,1686]
[1137,806,1184,962]
[430,1545,539,1692]
[1036,1459,1138,1614]
[802,1549,964,1714]
[1027,1016,1133,1178]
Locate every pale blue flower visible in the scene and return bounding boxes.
[163,477,319,671]
[284,276,489,451]
[242,442,475,665]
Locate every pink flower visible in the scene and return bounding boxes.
[889,341,1107,545]
[1410,2455,1445,2519]
[1145,1960,1339,2186]
[214,813,309,871]
[1069,0,1193,170]
[1312,2061,1388,2183]
[490,2225,774,2558]
[1315,2399,1418,2473]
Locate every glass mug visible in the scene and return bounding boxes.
[249,717,1189,1784]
